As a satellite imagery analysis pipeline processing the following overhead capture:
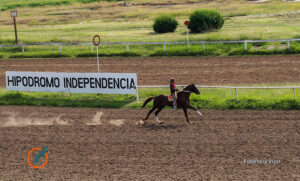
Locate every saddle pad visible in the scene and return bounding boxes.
[168,95,173,101]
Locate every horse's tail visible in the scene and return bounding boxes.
[141,97,155,108]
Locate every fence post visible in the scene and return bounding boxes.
[91,44,93,54]
[126,43,129,53]
[244,40,247,51]
[186,26,189,48]
[68,87,72,96]
[163,43,166,53]
[136,87,139,103]
[235,88,238,102]
[202,42,205,52]
[293,88,296,101]
[21,44,24,55]
[96,46,99,73]
[59,44,61,55]
[287,41,290,50]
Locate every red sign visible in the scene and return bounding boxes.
[184,20,189,26]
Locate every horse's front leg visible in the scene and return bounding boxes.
[188,105,203,117]
[183,108,191,124]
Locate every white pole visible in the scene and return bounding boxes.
[186,26,189,48]
[163,43,166,53]
[126,44,129,53]
[244,40,247,51]
[21,45,24,55]
[202,42,205,52]
[59,44,61,55]
[287,41,290,50]
[293,88,296,100]
[136,87,139,103]
[235,88,238,102]
[97,46,99,73]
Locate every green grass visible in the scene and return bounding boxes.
[0,0,124,11]
[1,41,299,58]
[0,0,299,58]
[1,86,300,110]
[0,89,135,108]
[8,52,71,58]
[0,0,71,11]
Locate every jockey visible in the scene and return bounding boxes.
[170,78,179,109]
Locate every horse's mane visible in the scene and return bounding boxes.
[183,84,193,90]
[177,84,193,96]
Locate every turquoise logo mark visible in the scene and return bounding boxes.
[34,146,48,163]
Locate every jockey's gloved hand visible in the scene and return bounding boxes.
[175,89,179,91]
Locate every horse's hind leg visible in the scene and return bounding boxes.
[143,107,156,121]
[155,106,164,124]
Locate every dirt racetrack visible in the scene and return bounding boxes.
[1,55,300,87]
[1,55,300,180]
[0,106,299,180]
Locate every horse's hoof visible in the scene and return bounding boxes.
[159,121,164,124]
[197,111,203,117]
[136,120,145,126]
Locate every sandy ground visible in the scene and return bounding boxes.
[0,106,299,180]
[0,56,300,180]
[1,55,300,86]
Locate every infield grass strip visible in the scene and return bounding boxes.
[1,86,300,110]
[0,0,124,11]
[1,42,300,58]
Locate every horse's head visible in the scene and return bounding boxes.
[184,83,200,95]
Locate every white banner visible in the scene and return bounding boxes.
[6,71,138,95]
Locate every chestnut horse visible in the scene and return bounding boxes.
[141,84,203,124]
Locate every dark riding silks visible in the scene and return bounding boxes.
[170,82,176,93]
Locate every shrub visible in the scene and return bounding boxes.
[189,9,224,33]
[153,15,178,33]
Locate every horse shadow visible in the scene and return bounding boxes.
[138,123,184,131]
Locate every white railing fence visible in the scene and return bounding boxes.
[137,85,300,102]
[0,38,299,55]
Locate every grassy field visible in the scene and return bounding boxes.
[0,0,300,57]
[1,85,300,109]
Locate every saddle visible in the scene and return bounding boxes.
[168,95,173,101]
[168,92,177,101]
